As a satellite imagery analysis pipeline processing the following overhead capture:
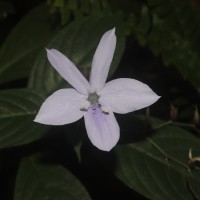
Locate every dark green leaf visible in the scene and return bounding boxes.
[115,118,200,200]
[28,16,125,94]
[0,4,56,84]
[14,155,91,200]
[0,89,46,148]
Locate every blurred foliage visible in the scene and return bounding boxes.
[134,0,200,92]
[48,0,117,25]
[0,0,200,199]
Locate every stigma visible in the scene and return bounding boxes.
[87,92,100,105]
[80,92,109,114]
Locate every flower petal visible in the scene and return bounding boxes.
[84,106,119,151]
[34,89,87,125]
[89,28,116,92]
[99,78,160,114]
[46,49,90,94]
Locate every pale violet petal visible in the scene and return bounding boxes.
[84,106,119,151]
[34,89,87,125]
[89,28,116,92]
[46,49,90,95]
[99,78,160,114]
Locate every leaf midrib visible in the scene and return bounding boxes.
[0,44,43,74]
[129,145,199,183]
[0,111,37,119]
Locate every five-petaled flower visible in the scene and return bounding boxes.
[34,28,160,151]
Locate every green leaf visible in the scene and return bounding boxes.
[0,89,46,148]
[28,16,125,93]
[14,155,91,200]
[0,4,56,84]
[114,118,200,200]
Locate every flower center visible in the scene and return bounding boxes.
[87,92,100,105]
[81,92,109,114]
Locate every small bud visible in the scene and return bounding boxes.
[193,106,200,126]
[170,105,178,121]
[188,148,200,169]
[145,107,152,130]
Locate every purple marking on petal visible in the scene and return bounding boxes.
[84,105,119,151]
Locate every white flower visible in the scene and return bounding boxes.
[34,28,160,151]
